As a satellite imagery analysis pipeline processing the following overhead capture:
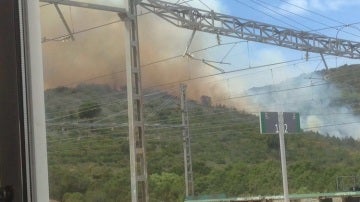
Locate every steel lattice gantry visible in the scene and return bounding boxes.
[139,0,360,59]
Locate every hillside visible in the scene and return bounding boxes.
[45,65,360,202]
[247,64,360,138]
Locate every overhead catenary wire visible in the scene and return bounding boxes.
[248,0,314,31]
[231,0,301,30]
[46,87,179,123]
[46,110,356,155]
[250,0,360,38]
[50,107,359,135]
[43,40,245,87]
[277,0,344,25]
[47,56,334,124]
[47,116,360,146]
[47,99,360,157]
[44,55,358,124]
[47,79,358,133]
[45,72,360,137]
[47,112,360,154]
[41,35,348,94]
[275,0,360,38]
[47,114,360,153]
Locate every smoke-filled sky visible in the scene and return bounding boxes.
[39,0,360,137]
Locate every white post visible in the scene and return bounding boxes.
[278,112,289,202]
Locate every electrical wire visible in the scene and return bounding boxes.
[47,113,360,155]
[46,87,360,139]
[42,19,122,43]
[254,0,325,26]
[231,0,300,30]
[47,114,360,157]
[276,0,360,38]
[45,57,360,126]
[43,40,244,87]
[277,0,344,25]
[249,0,314,31]
[45,60,360,130]
[41,0,197,43]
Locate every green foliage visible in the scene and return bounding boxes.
[45,80,360,201]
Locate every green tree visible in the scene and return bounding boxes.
[149,172,184,202]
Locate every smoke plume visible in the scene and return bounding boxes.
[246,72,360,138]
[40,1,242,106]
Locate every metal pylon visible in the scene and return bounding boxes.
[124,0,148,201]
[180,84,194,197]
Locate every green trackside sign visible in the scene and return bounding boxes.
[260,112,301,134]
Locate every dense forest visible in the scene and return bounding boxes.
[45,64,360,202]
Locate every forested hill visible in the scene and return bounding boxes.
[45,65,360,202]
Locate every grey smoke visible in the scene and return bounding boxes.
[246,72,360,138]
